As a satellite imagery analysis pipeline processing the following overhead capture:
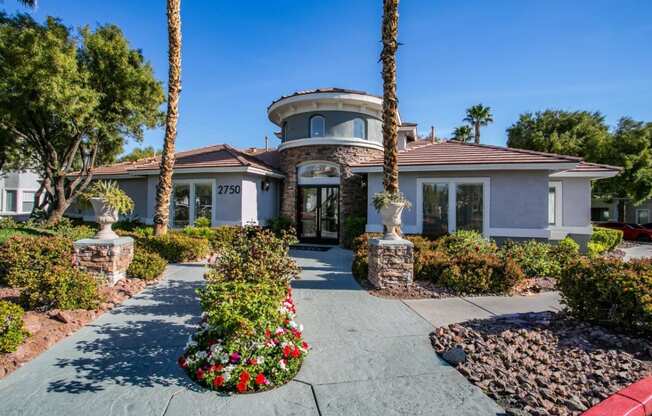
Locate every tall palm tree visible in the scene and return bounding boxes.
[153,0,181,236]
[451,125,473,143]
[464,104,493,144]
[381,0,400,194]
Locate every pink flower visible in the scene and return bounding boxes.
[178,357,188,369]
[229,352,241,363]
[196,368,205,380]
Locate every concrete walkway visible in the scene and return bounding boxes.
[0,249,508,416]
[622,243,652,261]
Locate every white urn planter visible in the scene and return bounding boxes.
[90,197,120,240]
[380,201,405,240]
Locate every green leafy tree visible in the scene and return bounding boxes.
[464,104,493,144]
[506,110,610,160]
[451,125,473,143]
[0,14,164,223]
[118,146,161,162]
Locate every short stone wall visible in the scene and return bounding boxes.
[73,237,134,285]
[367,238,414,289]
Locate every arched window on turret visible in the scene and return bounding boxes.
[310,115,326,138]
[353,118,366,139]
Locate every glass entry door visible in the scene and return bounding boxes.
[298,186,339,243]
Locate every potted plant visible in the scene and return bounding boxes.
[372,191,411,240]
[81,181,134,239]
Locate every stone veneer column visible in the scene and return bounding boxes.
[367,238,414,288]
[73,237,134,285]
[278,144,383,236]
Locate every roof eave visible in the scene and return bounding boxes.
[351,162,579,174]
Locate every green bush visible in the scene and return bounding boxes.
[127,247,167,281]
[500,240,561,279]
[553,236,581,268]
[440,250,524,295]
[558,257,652,334]
[182,225,240,252]
[205,226,300,284]
[194,217,211,228]
[20,265,101,310]
[143,233,210,263]
[417,249,450,281]
[587,241,608,257]
[406,235,434,279]
[435,230,497,255]
[0,236,74,287]
[591,226,623,252]
[0,301,28,353]
[342,217,367,249]
[267,216,295,237]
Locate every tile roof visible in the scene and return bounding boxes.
[565,161,621,173]
[92,144,281,176]
[351,140,582,167]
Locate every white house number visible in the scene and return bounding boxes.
[217,185,240,195]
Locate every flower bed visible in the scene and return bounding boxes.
[178,226,308,394]
[431,312,652,416]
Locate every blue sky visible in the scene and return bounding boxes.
[4,0,652,154]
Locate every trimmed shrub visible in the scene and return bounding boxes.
[0,301,28,353]
[127,247,167,281]
[558,257,652,334]
[591,226,623,251]
[182,225,241,252]
[205,226,300,284]
[0,236,74,287]
[435,230,498,255]
[194,217,211,228]
[587,241,608,258]
[500,240,561,279]
[406,235,434,279]
[342,217,366,249]
[553,236,581,268]
[440,250,524,295]
[267,216,295,237]
[20,265,101,310]
[143,233,210,263]
[417,249,450,282]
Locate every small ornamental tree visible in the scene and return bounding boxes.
[0,13,165,224]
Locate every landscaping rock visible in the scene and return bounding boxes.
[430,312,652,416]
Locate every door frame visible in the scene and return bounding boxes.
[297,185,340,245]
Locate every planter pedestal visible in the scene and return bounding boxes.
[367,238,414,289]
[73,237,134,286]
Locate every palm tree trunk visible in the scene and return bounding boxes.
[474,122,480,144]
[381,0,400,194]
[154,0,182,236]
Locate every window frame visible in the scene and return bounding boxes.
[297,161,341,186]
[353,117,366,139]
[4,189,17,213]
[416,177,490,237]
[309,115,326,138]
[548,181,563,227]
[636,208,649,225]
[21,190,36,214]
[169,179,217,227]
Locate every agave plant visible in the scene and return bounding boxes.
[80,181,134,214]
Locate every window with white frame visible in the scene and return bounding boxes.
[353,118,366,139]
[548,182,562,227]
[171,181,214,227]
[310,115,326,138]
[418,178,489,237]
[22,191,36,213]
[5,190,17,212]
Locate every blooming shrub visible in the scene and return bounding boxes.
[127,247,167,281]
[0,300,28,353]
[143,233,210,263]
[179,226,308,394]
[204,226,299,284]
[20,265,101,310]
[558,257,652,335]
[0,235,74,287]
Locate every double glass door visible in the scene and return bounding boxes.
[298,186,339,243]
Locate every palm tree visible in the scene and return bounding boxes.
[464,104,493,144]
[451,125,473,143]
[381,0,400,194]
[153,0,181,236]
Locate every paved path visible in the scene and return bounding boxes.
[0,249,506,416]
[622,243,652,261]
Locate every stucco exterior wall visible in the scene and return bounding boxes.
[0,170,41,217]
[253,175,279,226]
[116,178,148,220]
[366,170,550,236]
[558,178,591,228]
[283,111,382,144]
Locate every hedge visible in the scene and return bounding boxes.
[143,233,210,263]
[0,236,74,287]
[127,247,167,281]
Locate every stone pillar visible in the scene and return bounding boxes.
[73,237,134,285]
[367,238,414,289]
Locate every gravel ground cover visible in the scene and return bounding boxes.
[0,276,160,379]
[430,312,652,416]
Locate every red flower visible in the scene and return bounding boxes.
[236,382,247,393]
[210,364,223,373]
[291,328,302,338]
[282,345,292,358]
[249,358,257,365]
[265,329,272,339]
[290,346,301,358]
[302,341,310,350]
[196,368,205,380]
[239,370,250,383]
[178,357,188,369]
[212,375,224,387]
[255,373,268,385]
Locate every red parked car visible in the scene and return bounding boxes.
[596,222,652,241]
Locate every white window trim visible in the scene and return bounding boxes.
[2,188,39,214]
[416,177,490,237]
[636,208,649,224]
[548,181,563,227]
[297,161,341,186]
[309,115,326,138]
[169,179,217,228]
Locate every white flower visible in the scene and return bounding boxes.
[275,327,285,335]
[256,356,265,364]
[195,351,208,361]
[278,359,288,371]
[210,343,223,355]
[219,352,229,364]
[223,364,235,380]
